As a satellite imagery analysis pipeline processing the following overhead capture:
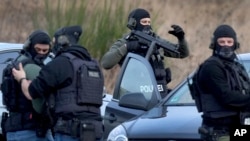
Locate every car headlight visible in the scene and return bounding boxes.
[107,125,128,141]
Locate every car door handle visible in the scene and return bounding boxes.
[103,113,117,123]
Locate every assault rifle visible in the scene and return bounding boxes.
[128,30,180,59]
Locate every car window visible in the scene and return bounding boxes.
[241,60,250,76]
[118,58,155,101]
[166,81,194,105]
[0,51,20,85]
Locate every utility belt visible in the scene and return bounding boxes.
[54,117,103,141]
[4,112,35,132]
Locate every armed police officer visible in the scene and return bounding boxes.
[12,25,104,141]
[196,24,250,141]
[101,8,189,97]
[1,30,54,141]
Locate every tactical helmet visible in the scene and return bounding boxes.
[52,25,82,54]
[54,25,82,45]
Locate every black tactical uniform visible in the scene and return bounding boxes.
[101,8,189,97]
[197,25,250,141]
[2,30,53,141]
[28,26,104,141]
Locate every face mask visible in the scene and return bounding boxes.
[216,46,235,60]
[142,25,154,36]
[34,54,48,65]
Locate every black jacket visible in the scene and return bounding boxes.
[198,56,250,126]
[199,56,250,109]
[29,45,91,99]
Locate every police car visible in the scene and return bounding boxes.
[0,42,112,140]
[103,52,250,140]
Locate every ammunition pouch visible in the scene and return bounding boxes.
[54,117,103,141]
[4,112,36,132]
[198,126,229,141]
[165,67,172,84]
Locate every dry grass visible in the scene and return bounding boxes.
[1,0,250,93]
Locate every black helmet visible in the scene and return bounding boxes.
[53,25,82,54]
[127,8,150,31]
[54,25,82,45]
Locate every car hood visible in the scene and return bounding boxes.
[122,105,202,139]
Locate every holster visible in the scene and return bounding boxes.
[54,117,96,141]
[80,121,95,141]
[34,113,51,137]
[1,112,8,139]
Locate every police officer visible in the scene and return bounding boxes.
[12,25,104,141]
[3,30,54,141]
[196,24,250,141]
[101,8,189,97]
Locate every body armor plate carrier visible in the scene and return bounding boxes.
[55,52,104,114]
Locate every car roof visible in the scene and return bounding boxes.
[237,53,250,61]
[0,42,23,51]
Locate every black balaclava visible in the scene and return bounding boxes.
[213,24,238,60]
[52,25,82,55]
[25,30,51,65]
[127,8,152,33]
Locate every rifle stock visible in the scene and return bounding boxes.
[130,30,180,55]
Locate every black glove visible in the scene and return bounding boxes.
[126,40,140,52]
[168,24,185,40]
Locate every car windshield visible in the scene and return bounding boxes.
[165,59,250,105]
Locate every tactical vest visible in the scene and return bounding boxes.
[149,53,168,97]
[2,54,36,112]
[199,56,250,118]
[55,53,104,115]
[2,54,42,132]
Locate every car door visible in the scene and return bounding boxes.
[103,53,162,138]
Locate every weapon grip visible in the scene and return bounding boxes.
[145,41,156,60]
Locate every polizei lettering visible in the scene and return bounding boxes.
[140,85,153,93]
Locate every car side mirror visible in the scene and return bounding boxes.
[119,92,148,110]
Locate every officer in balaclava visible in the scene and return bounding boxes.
[12,25,104,140]
[197,24,250,141]
[101,8,189,98]
[3,30,53,141]
[127,8,153,34]
[22,30,51,65]
[211,24,239,60]
[101,8,189,69]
